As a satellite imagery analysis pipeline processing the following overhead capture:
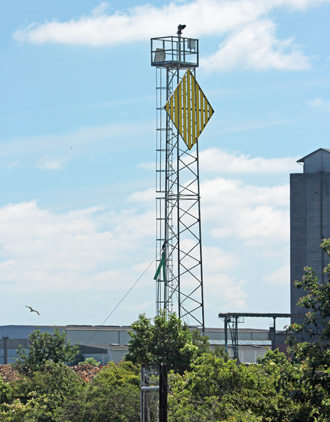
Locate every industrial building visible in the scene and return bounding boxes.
[290,148,330,324]
[0,324,278,365]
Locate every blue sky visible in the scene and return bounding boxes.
[0,0,329,330]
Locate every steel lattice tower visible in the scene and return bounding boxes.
[151,27,213,331]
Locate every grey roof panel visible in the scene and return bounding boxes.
[210,340,272,346]
[297,148,330,163]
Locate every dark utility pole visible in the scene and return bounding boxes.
[224,316,228,354]
[159,363,168,422]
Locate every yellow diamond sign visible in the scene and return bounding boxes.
[164,69,214,150]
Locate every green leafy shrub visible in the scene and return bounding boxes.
[126,312,208,373]
[15,328,79,375]
[0,377,13,405]
[78,357,100,367]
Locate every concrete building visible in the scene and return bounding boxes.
[0,325,276,365]
[290,148,330,323]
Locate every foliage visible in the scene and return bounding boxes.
[191,329,211,354]
[1,361,140,422]
[210,344,229,360]
[0,377,12,405]
[0,392,52,422]
[288,239,330,343]
[74,383,140,422]
[90,360,140,389]
[20,361,82,418]
[168,352,298,422]
[15,328,79,375]
[78,357,100,367]
[125,312,208,373]
[1,361,83,421]
[60,361,141,422]
[285,238,330,421]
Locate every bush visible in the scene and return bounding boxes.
[15,328,79,375]
[78,357,100,367]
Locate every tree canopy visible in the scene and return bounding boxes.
[285,238,330,421]
[125,312,208,373]
[15,328,79,374]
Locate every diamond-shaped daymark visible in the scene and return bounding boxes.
[165,69,214,150]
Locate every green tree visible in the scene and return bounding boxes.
[168,352,298,422]
[0,377,12,405]
[15,328,79,375]
[288,238,330,344]
[125,312,207,373]
[285,238,330,421]
[1,361,84,422]
[1,361,140,422]
[63,361,140,422]
[78,357,100,367]
[0,393,51,422]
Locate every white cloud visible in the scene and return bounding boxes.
[92,2,110,17]
[1,121,152,168]
[38,157,67,170]
[134,151,295,245]
[12,0,325,71]
[205,273,247,309]
[0,196,249,314]
[307,98,330,111]
[129,188,154,204]
[203,245,237,272]
[201,19,310,71]
[0,201,154,293]
[276,0,330,10]
[128,154,292,310]
[264,264,290,284]
[200,148,299,174]
[138,162,155,171]
[201,177,289,243]
[11,1,265,45]
[132,150,293,248]
[0,147,292,314]
[235,205,289,239]
[122,300,154,312]
[177,244,247,309]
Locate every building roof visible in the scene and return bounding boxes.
[297,148,330,163]
[65,325,132,331]
[211,340,272,347]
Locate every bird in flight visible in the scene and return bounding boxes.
[25,306,40,315]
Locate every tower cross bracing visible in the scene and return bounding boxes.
[151,32,213,331]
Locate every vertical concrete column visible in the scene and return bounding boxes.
[3,336,9,364]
